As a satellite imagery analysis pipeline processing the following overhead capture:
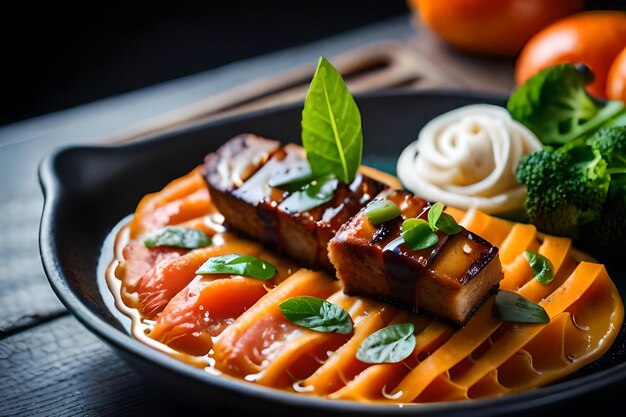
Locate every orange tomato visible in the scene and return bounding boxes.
[516,11,626,98]
[410,0,583,57]
[607,47,626,102]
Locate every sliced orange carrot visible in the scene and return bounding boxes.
[504,236,572,296]
[130,167,209,237]
[498,223,537,266]
[303,303,395,395]
[466,369,510,399]
[400,237,583,400]
[460,209,513,247]
[255,291,361,387]
[387,234,571,402]
[501,256,534,292]
[380,223,534,402]
[414,372,468,403]
[480,216,514,249]
[537,235,571,273]
[338,363,405,401]
[444,206,465,224]
[116,164,626,404]
[520,266,624,388]
[330,313,445,401]
[390,300,500,402]
[260,331,350,388]
[132,188,212,237]
[453,262,602,389]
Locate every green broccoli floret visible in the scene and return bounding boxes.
[507,64,625,146]
[518,127,626,257]
[516,146,610,238]
[590,127,626,168]
[582,127,626,252]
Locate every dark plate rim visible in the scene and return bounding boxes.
[39,89,626,415]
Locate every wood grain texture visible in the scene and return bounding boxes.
[105,41,454,145]
[0,190,67,337]
[1,316,624,416]
[0,316,230,417]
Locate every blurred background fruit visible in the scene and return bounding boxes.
[409,0,584,56]
[607,47,626,101]
[515,11,626,98]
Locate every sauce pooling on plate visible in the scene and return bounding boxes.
[107,164,623,403]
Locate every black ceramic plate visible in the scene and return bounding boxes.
[39,91,626,416]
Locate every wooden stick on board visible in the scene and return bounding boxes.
[104,41,457,145]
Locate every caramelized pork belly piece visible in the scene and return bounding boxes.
[202,134,388,271]
[202,134,281,240]
[329,190,503,325]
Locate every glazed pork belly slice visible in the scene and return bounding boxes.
[201,134,281,240]
[202,134,388,271]
[328,189,503,325]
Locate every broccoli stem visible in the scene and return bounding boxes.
[606,168,626,175]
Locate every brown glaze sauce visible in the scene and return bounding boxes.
[359,190,485,311]
[104,143,623,404]
[221,141,388,270]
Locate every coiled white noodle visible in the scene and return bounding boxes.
[397,104,542,213]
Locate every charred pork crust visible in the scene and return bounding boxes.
[203,135,503,325]
[202,134,387,271]
[202,134,281,191]
[329,189,503,326]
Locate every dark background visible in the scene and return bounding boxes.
[4,0,625,127]
[2,1,407,126]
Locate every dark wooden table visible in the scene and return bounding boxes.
[0,15,623,416]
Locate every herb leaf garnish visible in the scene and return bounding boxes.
[143,226,211,249]
[401,219,439,250]
[524,250,555,285]
[356,323,416,364]
[364,199,401,225]
[401,202,462,250]
[301,57,362,184]
[278,174,338,213]
[279,296,353,334]
[268,164,315,192]
[196,254,276,280]
[428,202,462,235]
[494,290,550,324]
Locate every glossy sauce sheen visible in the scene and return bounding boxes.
[342,190,496,313]
[109,155,624,404]
[331,187,507,325]
[379,194,441,307]
[204,135,387,271]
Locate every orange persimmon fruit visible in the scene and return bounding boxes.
[516,11,626,98]
[410,0,583,57]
